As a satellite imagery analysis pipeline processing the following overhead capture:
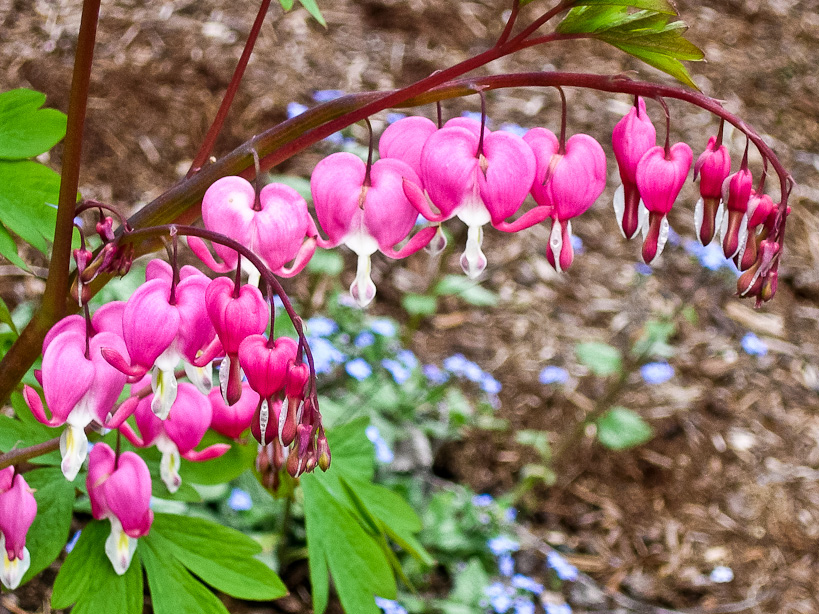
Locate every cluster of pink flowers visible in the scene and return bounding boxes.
[22,256,325,574]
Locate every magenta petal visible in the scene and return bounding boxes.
[546,134,607,220]
[132,396,163,446]
[695,136,731,199]
[174,275,215,363]
[311,152,367,246]
[523,127,559,208]
[42,331,96,425]
[635,143,693,215]
[181,444,230,462]
[0,473,37,560]
[92,301,126,339]
[253,183,312,271]
[206,277,268,355]
[479,131,536,224]
[123,279,180,370]
[443,117,484,137]
[102,451,153,538]
[238,335,298,399]
[612,97,656,185]
[363,158,421,251]
[201,176,257,267]
[187,236,236,273]
[420,126,480,219]
[42,315,85,354]
[86,443,116,520]
[208,384,259,439]
[378,116,437,182]
[87,332,129,423]
[162,383,212,454]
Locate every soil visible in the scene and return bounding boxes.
[2,0,819,613]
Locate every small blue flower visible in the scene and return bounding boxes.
[272,295,284,310]
[472,493,494,507]
[227,488,253,511]
[570,234,584,253]
[640,361,674,385]
[709,565,734,583]
[480,373,502,394]
[544,604,572,614]
[375,596,408,614]
[386,112,407,124]
[286,102,308,118]
[546,551,578,581]
[345,358,372,381]
[324,131,345,145]
[382,359,411,385]
[65,530,82,553]
[443,353,469,374]
[396,349,418,369]
[313,89,344,102]
[309,337,346,374]
[499,122,527,138]
[684,240,739,274]
[366,425,395,463]
[634,263,653,276]
[512,598,536,614]
[484,582,514,613]
[499,553,515,577]
[370,319,397,337]
[504,507,518,523]
[539,366,569,385]
[667,227,681,246]
[306,316,338,337]
[741,332,768,356]
[488,536,520,556]
[422,364,448,385]
[354,331,375,348]
[511,574,543,595]
[461,110,487,124]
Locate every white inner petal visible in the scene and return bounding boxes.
[460,224,487,279]
[60,424,89,482]
[549,220,563,274]
[184,359,212,395]
[613,184,627,239]
[104,517,138,576]
[151,367,178,420]
[157,436,182,493]
[0,537,30,590]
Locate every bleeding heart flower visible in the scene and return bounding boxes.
[612,97,656,239]
[720,166,754,259]
[635,142,693,265]
[693,135,732,245]
[119,382,229,493]
[188,176,317,286]
[311,152,435,306]
[208,383,259,439]
[24,329,128,481]
[86,444,153,575]
[0,469,37,590]
[378,116,438,184]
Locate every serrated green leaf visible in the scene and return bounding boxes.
[0,223,28,270]
[150,513,286,600]
[610,43,699,88]
[596,406,654,449]
[557,6,633,33]
[572,0,677,13]
[141,534,229,614]
[52,520,143,614]
[0,296,18,335]
[0,88,67,159]
[401,293,438,316]
[0,160,61,253]
[302,476,396,614]
[20,467,74,584]
[575,342,622,376]
[298,0,326,26]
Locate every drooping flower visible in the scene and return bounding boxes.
[378,115,437,184]
[693,135,731,245]
[86,444,153,575]
[0,468,37,590]
[119,382,229,493]
[720,165,754,259]
[635,142,693,265]
[187,176,318,285]
[404,121,540,278]
[735,190,775,270]
[612,97,657,239]
[526,129,606,271]
[208,383,259,439]
[24,328,128,480]
[311,152,436,306]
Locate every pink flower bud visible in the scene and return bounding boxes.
[635,143,693,265]
[693,136,732,245]
[612,97,656,239]
[0,470,37,589]
[720,167,754,259]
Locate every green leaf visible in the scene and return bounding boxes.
[0,88,67,159]
[401,293,438,317]
[575,342,622,376]
[141,534,229,614]
[632,319,676,358]
[572,0,677,14]
[608,43,699,89]
[515,429,552,460]
[150,513,287,600]
[596,406,654,450]
[302,476,396,614]
[180,433,256,486]
[0,414,61,465]
[0,296,18,335]
[449,558,490,606]
[307,248,345,276]
[433,275,499,307]
[0,223,28,271]
[298,0,326,26]
[52,520,143,614]
[278,0,294,10]
[21,467,74,584]
[0,160,61,253]
[268,173,311,201]
[324,415,375,481]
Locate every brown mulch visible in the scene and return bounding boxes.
[2,0,819,612]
